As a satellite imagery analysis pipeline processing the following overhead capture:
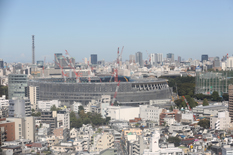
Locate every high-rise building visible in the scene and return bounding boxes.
[157,53,163,64]
[0,59,4,68]
[229,85,233,122]
[135,52,143,67]
[129,55,135,64]
[178,56,181,63]
[7,117,35,142]
[53,110,70,129]
[91,54,97,65]
[213,57,220,67]
[28,86,39,110]
[9,97,31,117]
[201,54,208,62]
[8,74,28,99]
[167,53,174,63]
[54,53,63,69]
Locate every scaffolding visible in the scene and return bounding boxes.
[195,72,229,95]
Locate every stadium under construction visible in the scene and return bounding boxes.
[28,76,171,106]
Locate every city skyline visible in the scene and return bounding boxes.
[0,0,232,63]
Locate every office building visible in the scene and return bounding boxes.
[9,97,31,117]
[135,52,143,67]
[8,74,27,99]
[36,61,44,68]
[91,54,97,65]
[167,53,174,63]
[139,105,162,124]
[150,54,158,66]
[178,56,181,63]
[129,55,135,64]
[229,85,233,122]
[201,54,208,62]
[0,59,4,68]
[6,117,35,142]
[28,86,39,110]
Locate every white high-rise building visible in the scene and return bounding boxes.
[53,110,70,129]
[157,53,163,64]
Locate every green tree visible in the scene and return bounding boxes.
[0,85,8,99]
[167,137,181,147]
[78,106,84,111]
[50,105,57,111]
[83,117,91,125]
[203,98,209,106]
[222,93,229,101]
[211,91,221,101]
[198,119,210,129]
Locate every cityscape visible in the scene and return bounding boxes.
[0,1,233,155]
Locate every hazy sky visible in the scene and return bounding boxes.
[0,0,233,63]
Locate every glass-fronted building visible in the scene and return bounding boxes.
[8,74,28,99]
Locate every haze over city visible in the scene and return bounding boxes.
[0,0,233,63]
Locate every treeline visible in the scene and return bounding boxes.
[0,85,8,99]
[194,91,228,101]
[70,106,110,129]
[160,76,195,97]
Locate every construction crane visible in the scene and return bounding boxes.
[42,56,46,78]
[54,54,68,80]
[111,81,121,106]
[64,50,82,83]
[182,96,196,121]
[114,47,120,82]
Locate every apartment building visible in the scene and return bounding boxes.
[140,105,162,124]
[40,111,57,131]
[53,110,70,129]
[9,97,31,117]
[91,131,114,152]
[6,117,35,142]
[210,111,231,130]
[0,119,15,142]
[0,95,9,108]
[53,127,69,141]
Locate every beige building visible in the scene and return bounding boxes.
[28,86,39,110]
[91,131,114,152]
[6,117,35,142]
[53,110,70,129]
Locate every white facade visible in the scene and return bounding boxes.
[139,105,162,124]
[38,100,61,111]
[226,57,233,69]
[0,95,9,108]
[106,106,140,121]
[72,102,82,113]
[210,111,231,130]
[53,110,70,129]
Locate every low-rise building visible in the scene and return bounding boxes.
[140,105,162,124]
[210,111,231,130]
[38,100,61,111]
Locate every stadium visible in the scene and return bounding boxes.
[28,76,171,106]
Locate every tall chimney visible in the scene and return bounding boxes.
[32,35,35,64]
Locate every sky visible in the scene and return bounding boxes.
[0,0,233,63]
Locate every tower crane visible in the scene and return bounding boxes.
[182,96,196,121]
[111,81,121,106]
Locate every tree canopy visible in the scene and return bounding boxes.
[174,95,198,109]
[167,137,181,147]
[198,119,210,129]
[203,98,209,106]
[0,85,8,99]
[50,105,61,111]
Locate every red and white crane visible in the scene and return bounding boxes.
[111,80,121,106]
[182,96,196,121]
[64,50,82,83]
